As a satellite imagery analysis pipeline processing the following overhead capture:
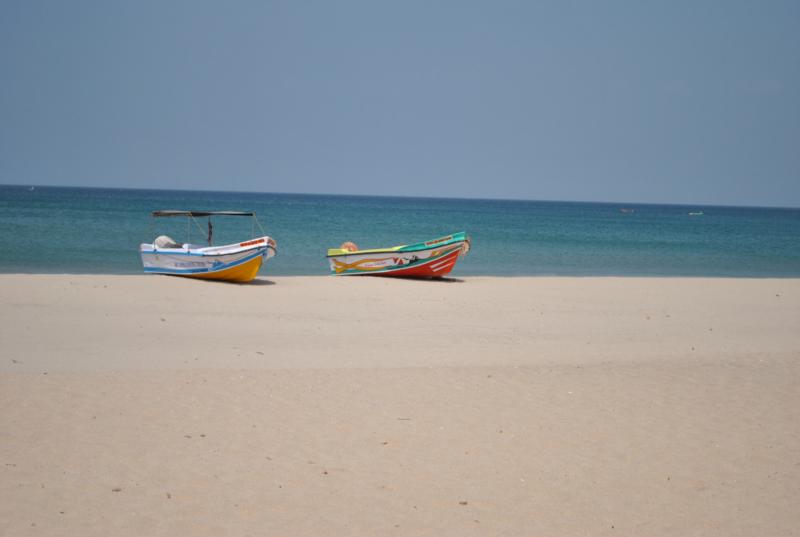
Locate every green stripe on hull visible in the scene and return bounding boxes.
[327,232,468,257]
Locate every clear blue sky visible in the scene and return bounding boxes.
[1,0,798,206]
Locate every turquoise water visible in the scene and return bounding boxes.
[1,185,799,276]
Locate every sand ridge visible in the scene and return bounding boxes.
[1,275,798,372]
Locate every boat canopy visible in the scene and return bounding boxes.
[152,210,256,217]
[149,210,266,247]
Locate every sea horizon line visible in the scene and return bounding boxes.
[3,183,798,211]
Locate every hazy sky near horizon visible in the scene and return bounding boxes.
[1,0,798,206]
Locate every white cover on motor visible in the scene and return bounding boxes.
[154,235,182,249]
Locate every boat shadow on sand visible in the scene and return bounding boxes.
[182,276,276,286]
[387,276,465,283]
[234,278,275,286]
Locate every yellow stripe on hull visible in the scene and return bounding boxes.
[181,254,263,283]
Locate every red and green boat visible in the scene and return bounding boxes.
[327,232,470,277]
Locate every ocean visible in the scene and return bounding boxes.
[1,184,799,277]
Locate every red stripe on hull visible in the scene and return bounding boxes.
[376,248,463,278]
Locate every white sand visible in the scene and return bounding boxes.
[1,275,799,536]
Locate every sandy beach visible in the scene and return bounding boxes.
[1,274,799,536]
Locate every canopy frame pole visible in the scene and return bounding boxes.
[253,215,266,237]
[187,215,206,245]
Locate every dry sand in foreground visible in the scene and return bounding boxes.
[1,275,799,536]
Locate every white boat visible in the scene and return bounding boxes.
[139,210,277,282]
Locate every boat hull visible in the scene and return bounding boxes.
[140,236,276,283]
[327,232,469,277]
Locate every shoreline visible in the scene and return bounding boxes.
[2,274,799,535]
[4,272,800,279]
